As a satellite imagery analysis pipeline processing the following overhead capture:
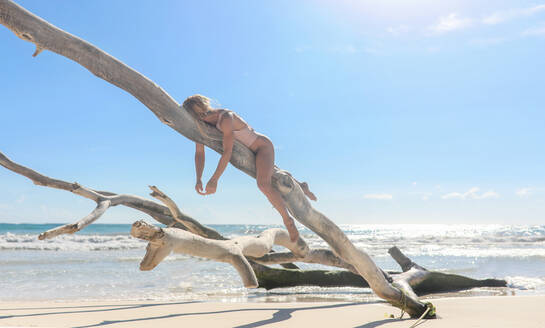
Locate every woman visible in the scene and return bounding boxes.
[182,94,316,242]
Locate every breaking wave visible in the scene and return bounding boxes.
[0,232,145,251]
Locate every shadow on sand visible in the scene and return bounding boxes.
[0,301,415,328]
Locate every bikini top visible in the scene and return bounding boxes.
[215,110,259,148]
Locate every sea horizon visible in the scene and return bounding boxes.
[2,222,544,303]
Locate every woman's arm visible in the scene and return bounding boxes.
[194,143,205,194]
[204,112,234,195]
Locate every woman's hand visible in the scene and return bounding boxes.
[195,179,205,195]
[204,179,218,195]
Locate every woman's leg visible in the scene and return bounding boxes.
[255,142,300,242]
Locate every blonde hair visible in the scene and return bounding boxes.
[182,94,213,115]
[182,94,218,139]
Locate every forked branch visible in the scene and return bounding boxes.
[130,220,309,288]
[39,200,111,240]
[0,0,433,317]
[0,150,222,239]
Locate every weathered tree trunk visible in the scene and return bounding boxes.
[0,0,431,316]
[254,265,369,290]
[255,247,507,295]
[250,248,357,273]
[1,150,507,310]
[387,246,506,295]
[0,150,354,284]
[4,0,515,317]
[130,220,309,288]
[0,150,335,268]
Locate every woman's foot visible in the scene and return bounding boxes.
[283,217,300,242]
[299,182,317,201]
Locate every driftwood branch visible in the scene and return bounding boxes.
[257,247,507,295]
[1,0,431,315]
[0,150,317,271]
[148,185,219,237]
[254,266,369,290]
[130,220,309,288]
[148,184,298,269]
[0,150,222,239]
[5,0,521,317]
[388,247,507,297]
[251,249,357,273]
[1,150,507,301]
[38,200,111,240]
[388,246,427,272]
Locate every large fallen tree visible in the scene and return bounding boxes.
[0,0,507,319]
[0,150,506,297]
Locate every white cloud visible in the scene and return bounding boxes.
[364,193,393,200]
[429,13,473,34]
[442,192,469,200]
[424,5,545,38]
[480,191,500,199]
[483,5,545,25]
[442,187,499,200]
[516,188,532,197]
[522,25,545,37]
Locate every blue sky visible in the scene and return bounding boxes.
[1,0,544,225]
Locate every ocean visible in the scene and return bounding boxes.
[1,223,544,303]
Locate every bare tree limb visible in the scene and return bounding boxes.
[0,150,317,269]
[388,246,427,272]
[0,149,508,299]
[38,200,111,240]
[251,249,357,274]
[149,185,208,235]
[0,0,433,317]
[130,220,309,288]
[257,248,507,295]
[0,151,104,201]
[0,150,222,239]
[147,184,299,269]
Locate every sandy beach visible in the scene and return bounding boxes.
[1,295,544,328]
[2,0,545,327]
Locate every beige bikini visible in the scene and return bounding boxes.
[216,110,259,148]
